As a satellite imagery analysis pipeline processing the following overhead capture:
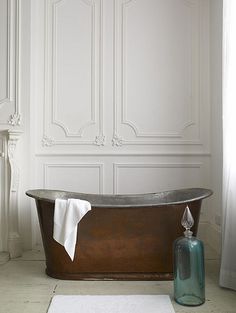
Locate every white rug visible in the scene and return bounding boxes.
[47,295,175,313]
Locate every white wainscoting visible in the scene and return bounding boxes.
[43,163,104,194]
[32,155,210,245]
[113,162,203,194]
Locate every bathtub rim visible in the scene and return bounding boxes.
[26,188,213,208]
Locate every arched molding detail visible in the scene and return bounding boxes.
[44,0,104,145]
[113,0,201,145]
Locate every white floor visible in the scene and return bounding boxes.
[0,246,235,313]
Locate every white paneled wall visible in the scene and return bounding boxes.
[33,0,210,152]
[0,0,223,252]
[30,0,211,246]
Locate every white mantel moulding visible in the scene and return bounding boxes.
[7,129,23,258]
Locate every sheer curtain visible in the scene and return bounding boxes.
[220,0,236,291]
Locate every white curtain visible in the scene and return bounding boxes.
[220,0,236,291]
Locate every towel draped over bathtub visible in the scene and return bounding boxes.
[53,198,91,261]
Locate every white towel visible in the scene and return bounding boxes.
[53,198,91,261]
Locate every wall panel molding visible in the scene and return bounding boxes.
[0,0,21,126]
[51,0,95,136]
[113,162,202,194]
[7,130,23,258]
[43,0,104,146]
[36,151,211,157]
[44,162,104,193]
[113,0,205,146]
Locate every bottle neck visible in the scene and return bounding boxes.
[184,229,193,238]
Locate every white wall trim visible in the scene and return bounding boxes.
[43,0,104,145]
[121,0,195,138]
[7,129,23,258]
[0,0,21,126]
[112,0,204,146]
[51,0,96,137]
[43,162,104,194]
[0,1,11,107]
[113,162,202,194]
[35,152,211,157]
[0,132,9,255]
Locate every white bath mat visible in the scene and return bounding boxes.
[47,295,175,313]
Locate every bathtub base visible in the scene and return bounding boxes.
[45,269,173,281]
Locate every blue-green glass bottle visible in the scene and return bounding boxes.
[173,206,205,306]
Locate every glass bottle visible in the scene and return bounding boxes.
[173,206,205,306]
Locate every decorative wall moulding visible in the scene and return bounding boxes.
[113,162,203,194]
[94,135,105,146]
[43,0,104,146]
[42,135,54,147]
[7,129,23,258]
[35,151,211,157]
[0,132,8,255]
[112,135,123,147]
[8,113,21,126]
[42,134,106,146]
[112,137,203,146]
[37,0,209,149]
[0,0,21,126]
[113,0,205,146]
[43,162,104,194]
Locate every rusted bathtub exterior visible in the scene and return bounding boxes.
[26,188,212,280]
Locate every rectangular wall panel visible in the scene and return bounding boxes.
[113,0,209,147]
[113,163,202,194]
[43,0,104,146]
[44,163,104,194]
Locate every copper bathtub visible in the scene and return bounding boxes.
[26,188,212,280]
